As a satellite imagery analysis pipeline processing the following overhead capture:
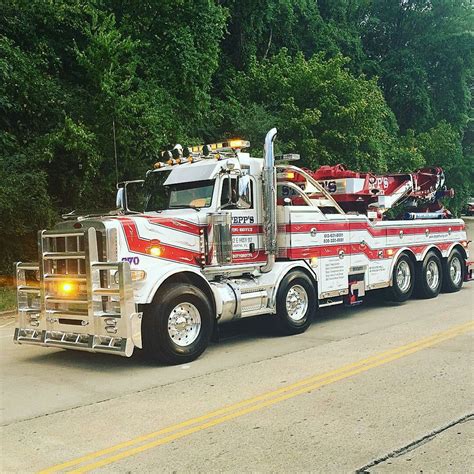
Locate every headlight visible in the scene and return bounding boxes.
[114,270,147,284]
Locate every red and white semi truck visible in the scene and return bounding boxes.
[14,129,472,364]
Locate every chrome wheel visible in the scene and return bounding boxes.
[167,302,201,347]
[450,256,462,286]
[426,260,440,290]
[285,284,308,322]
[396,260,411,293]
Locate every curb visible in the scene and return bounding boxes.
[0,310,16,319]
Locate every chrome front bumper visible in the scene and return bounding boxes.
[14,227,142,357]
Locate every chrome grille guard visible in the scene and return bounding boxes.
[14,227,142,357]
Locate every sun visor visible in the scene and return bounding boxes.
[163,161,224,186]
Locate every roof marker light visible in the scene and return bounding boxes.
[228,139,250,149]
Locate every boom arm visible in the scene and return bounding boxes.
[310,165,454,218]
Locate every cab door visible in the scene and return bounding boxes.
[219,174,262,264]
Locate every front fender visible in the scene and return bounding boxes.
[134,263,211,304]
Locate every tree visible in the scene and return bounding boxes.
[417,122,472,215]
[362,0,473,134]
[213,50,398,172]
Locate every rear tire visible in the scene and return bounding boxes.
[442,249,465,293]
[386,254,414,302]
[415,251,443,299]
[142,283,213,365]
[275,271,316,335]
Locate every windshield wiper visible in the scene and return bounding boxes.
[169,205,201,211]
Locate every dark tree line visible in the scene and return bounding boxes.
[1,0,473,272]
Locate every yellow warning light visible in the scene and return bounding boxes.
[188,139,250,156]
[386,249,394,257]
[60,281,75,295]
[277,171,296,180]
[228,139,250,149]
[310,256,318,266]
[166,158,182,166]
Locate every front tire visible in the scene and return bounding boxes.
[142,283,213,365]
[416,251,443,299]
[386,254,414,302]
[275,271,316,335]
[442,249,465,293]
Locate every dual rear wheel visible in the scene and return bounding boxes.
[387,249,464,302]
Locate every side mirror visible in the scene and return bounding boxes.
[116,187,125,210]
[116,180,145,213]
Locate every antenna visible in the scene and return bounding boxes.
[112,118,119,185]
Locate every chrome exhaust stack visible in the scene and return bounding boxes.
[261,128,278,273]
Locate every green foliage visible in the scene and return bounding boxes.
[0,287,16,312]
[214,51,398,171]
[1,0,472,272]
[362,0,473,133]
[0,155,55,271]
[417,122,471,215]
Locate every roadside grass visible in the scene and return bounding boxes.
[0,287,16,312]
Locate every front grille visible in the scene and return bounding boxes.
[42,233,86,275]
[15,226,137,356]
[41,231,91,325]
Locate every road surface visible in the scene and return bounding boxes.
[1,219,473,473]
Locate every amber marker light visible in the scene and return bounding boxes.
[149,246,162,257]
[147,240,163,257]
[386,249,394,257]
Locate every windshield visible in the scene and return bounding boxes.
[144,171,214,211]
[168,180,214,209]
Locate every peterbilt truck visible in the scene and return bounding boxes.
[14,129,472,364]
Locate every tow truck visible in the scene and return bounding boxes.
[14,129,472,364]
